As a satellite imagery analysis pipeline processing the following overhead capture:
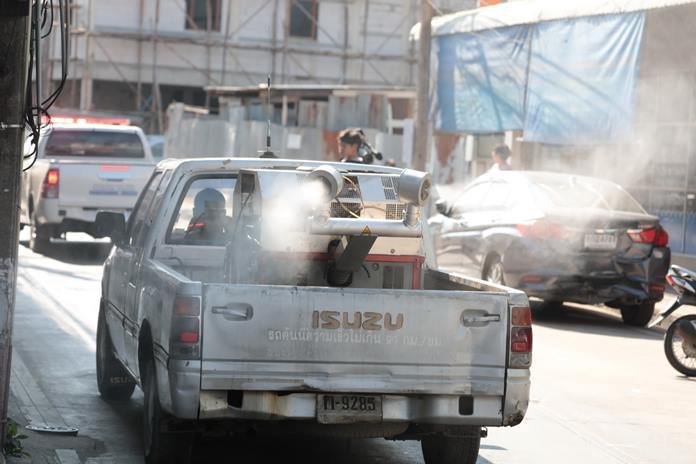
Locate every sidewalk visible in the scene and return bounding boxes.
[5,348,109,464]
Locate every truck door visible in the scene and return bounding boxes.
[122,171,172,368]
[108,171,162,367]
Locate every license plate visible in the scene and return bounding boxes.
[584,233,617,250]
[317,394,382,424]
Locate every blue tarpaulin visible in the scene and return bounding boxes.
[524,13,645,144]
[433,12,646,145]
[435,25,531,133]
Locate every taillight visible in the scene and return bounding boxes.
[628,226,669,247]
[516,220,571,240]
[666,274,676,287]
[100,165,129,171]
[41,168,60,198]
[174,296,201,316]
[170,296,201,359]
[509,306,532,368]
[511,327,533,352]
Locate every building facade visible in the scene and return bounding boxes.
[48,0,476,130]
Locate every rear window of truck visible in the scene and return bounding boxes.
[45,129,145,158]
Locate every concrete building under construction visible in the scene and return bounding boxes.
[48,0,477,131]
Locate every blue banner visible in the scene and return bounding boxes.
[523,12,645,144]
[434,25,531,133]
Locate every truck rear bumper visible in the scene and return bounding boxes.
[201,361,506,395]
[198,390,504,426]
[37,204,131,227]
[503,368,531,426]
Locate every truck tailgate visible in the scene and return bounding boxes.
[53,159,153,209]
[201,285,509,395]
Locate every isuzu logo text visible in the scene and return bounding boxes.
[312,311,404,331]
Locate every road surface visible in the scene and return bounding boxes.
[9,237,696,463]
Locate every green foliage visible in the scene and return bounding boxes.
[4,420,29,458]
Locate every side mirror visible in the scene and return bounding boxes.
[435,199,450,216]
[94,212,127,245]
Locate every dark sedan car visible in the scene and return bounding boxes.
[429,171,670,327]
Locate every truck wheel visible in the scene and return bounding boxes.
[29,213,51,254]
[96,307,135,400]
[421,434,481,464]
[620,302,655,327]
[142,358,193,464]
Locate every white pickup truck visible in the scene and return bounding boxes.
[95,158,531,464]
[20,122,154,252]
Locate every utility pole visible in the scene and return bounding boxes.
[0,0,33,447]
[80,0,93,111]
[413,0,432,172]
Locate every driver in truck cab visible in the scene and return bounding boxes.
[185,188,229,244]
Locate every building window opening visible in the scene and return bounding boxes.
[186,0,221,31]
[289,0,318,39]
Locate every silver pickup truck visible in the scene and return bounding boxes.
[95,158,531,464]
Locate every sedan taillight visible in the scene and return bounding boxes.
[627,226,669,247]
[516,220,572,240]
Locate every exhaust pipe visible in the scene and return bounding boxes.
[309,168,430,238]
[309,215,422,237]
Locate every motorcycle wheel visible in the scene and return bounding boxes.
[664,314,696,377]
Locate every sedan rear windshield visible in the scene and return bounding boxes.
[45,129,145,158]
[531,177,646,214]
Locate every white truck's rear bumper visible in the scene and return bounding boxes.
[36,203,131,228]
[198,390,505,426]
[164,360,530,427]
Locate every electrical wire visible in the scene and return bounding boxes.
[333,175,365,219]
[23,0,69,171]
[334,197,361,219]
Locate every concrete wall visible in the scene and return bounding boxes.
[164,102,412,163]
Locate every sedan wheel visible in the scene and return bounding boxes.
[620,302,655,327]
[484,256,505,285]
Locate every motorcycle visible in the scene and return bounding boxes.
[649,265,696,376]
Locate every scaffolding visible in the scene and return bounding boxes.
[54,0,423,133]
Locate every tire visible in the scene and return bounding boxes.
[142,356,193,464]
[421,434,481,464]
[620,302,655,327]
[664,315,696,377]
[29,213,51,254]
[483,255,505,285]
[96,306,135,401]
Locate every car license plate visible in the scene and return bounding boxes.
[584,233,617,250]
[317,394,382,424]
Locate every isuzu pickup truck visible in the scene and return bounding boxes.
[20,122,154,252]
[94,158,532,464]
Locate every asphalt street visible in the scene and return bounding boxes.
[8,235,696,464]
